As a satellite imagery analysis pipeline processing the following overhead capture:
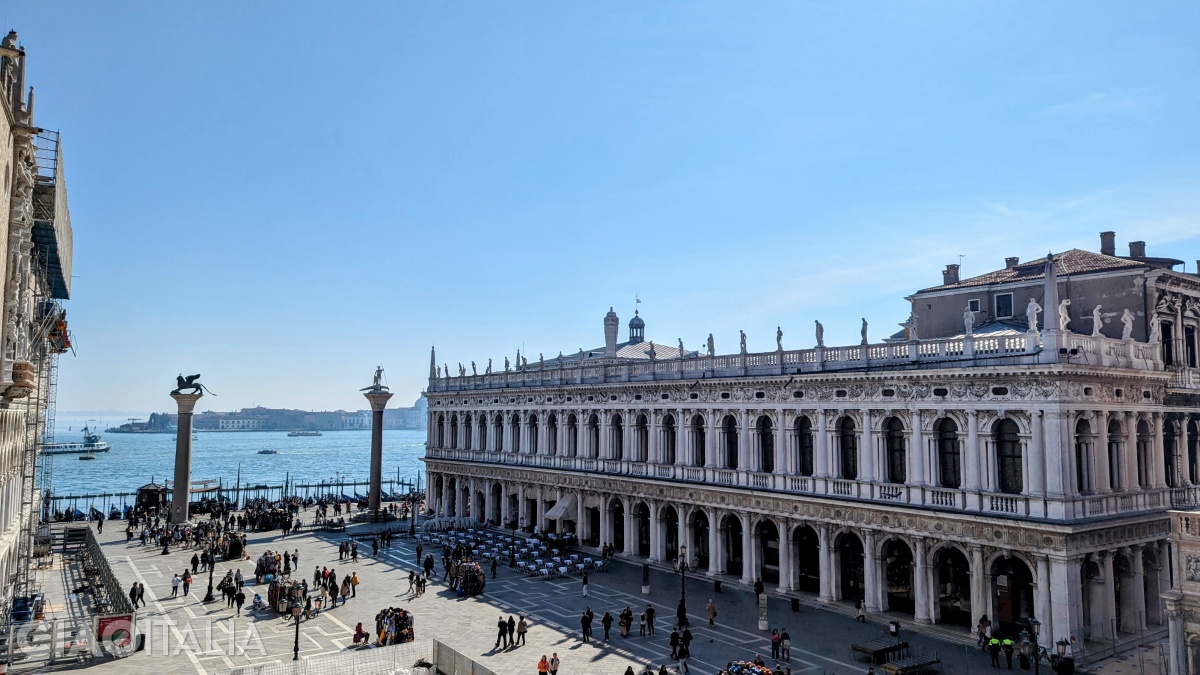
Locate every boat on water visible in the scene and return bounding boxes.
[287,430,322,437]
[257,449,279,455]
[43,425,110,456]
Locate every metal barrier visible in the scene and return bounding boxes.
[214,638,495,675]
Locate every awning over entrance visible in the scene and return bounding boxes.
[544,494,577,520]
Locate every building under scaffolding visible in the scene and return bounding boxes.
[0,29,75,647]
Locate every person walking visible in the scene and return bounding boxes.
[491,557,498,579]
[549,652,560,675]
[1002,638,1015,670]
[406,571,416,594]
[507,615,516,647]
[580,610,592,643]
[128,583,138,608]
[639,610,646,636]
[137,582,146,607]
[601,611,614,641]
[191,553,200,575]
[351,571,359,597]
[681,626,693,656]
[182,570,191,596]
[516,616,528,646]
[770,628,780,660]
[780,628,792,660]
[855,599,867,623]
[170,573,181,598]
[645,604,656,635]
[537,655,550,674]
[988,637,1002,668]
[416,542,424,564]
[581,571,589,597]
[705,599,717,627]
[234,588,246,614]
[495,615,508,649]
[669,628,680,660]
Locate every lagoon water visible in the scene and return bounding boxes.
[44,426,429,502]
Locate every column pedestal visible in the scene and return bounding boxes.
[170,393,203,524]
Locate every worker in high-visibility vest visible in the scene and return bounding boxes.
[988,637,1002,668]
[1001,637,1015,669]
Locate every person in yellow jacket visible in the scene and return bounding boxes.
[351,571,360,598]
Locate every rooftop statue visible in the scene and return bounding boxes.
[1091,304,1104,337]
[504,357,510,372]
[963,306,975,336]
[471,361,477,376]
[1058,299,1071,332]
[171,374,213,396]
[436,365,442,378]
[814,320,824,348]
[486,358,492,374]
[860,318,868,345]
[1025,298,1042,333]
[678,338,685,358]
[557,352,563,368]
[1121,309,1134,341]
[706,334,715,357]
[739,330,747,355]
[648,342,656,361]
[361,366,389,392]
[1149,314,1161,344]
[538,353,544,369]
[776,326,783,351]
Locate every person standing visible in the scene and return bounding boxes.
[581,571,589,597]
[676,599,688,628]
[495,615,508,649]
[549,652,560,675]
[601,611,613,641]
[351,571,359,597]
[754,578,765,602]
[517,616,528,646]
[780,628,792,660]
[580,610,592,643]
[507,615,516,647]
[128,583,138,608]
[705,599,717,627]
[191,553,200,575]
[988,637,1002,668]
[1002,638,1015,670]
[234,588,246,614]
[977,615,992,650]
[645,604,656,635]
[170,573,181,598]
[669,628,680,660]
[639,610,646,636]
[182,571,191,596]
[537,655,550,674]
[491,557,498,579]
[855,599,866,623]
[770,628,780,660]
[416,542,424,564]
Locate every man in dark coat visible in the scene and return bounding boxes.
[507,615,516,646]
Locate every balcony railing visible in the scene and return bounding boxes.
[424,446,1172,520]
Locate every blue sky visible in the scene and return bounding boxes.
[7,2,1199,415]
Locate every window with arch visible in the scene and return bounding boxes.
[884,417,906,484]
[1074,418,1093,494]
[758,416,775,473]
[1136,419,1152,488]
[611,414,624,460]
[1164,420,1179,488]
[795,416,814,477]
[494,415,505,452]
[691,415,706,467]
[994,419,1023,494]
[587,414,600,458]
[723,416,739,469]
[635,414,649,462]
[547,414,558,456]
[662,415,677,464]
[478,416,488,451]
[464,415,473,450]
[436,415,445,447]
[838,417,858,480]
[566,414,578,456]
[1107,418,1122,491]
[935,418,960,488]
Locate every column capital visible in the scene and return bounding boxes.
[170,392,203,414]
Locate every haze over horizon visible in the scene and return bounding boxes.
[4,2,1197,413]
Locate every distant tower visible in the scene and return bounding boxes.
[604,308,619,357]
[429,346,437,379]
[628,311,645,344]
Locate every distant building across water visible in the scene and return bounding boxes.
[105,395,429,432]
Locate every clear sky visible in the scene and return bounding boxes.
[7,2,1199,416]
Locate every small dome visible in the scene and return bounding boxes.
[629,311,645,329]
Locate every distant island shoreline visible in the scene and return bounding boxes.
[100,399,428,434]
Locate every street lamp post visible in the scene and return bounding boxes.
[1019,617,1042,674]
[291,589,304,661]
[202,547,216,602]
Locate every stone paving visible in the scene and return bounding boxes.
[23,518,1088,674]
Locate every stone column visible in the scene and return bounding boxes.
[911,410,926,486]
[707,507,721,576]
[1123,545,1147,632]
[1125,413,1140,490]
[485,482,497,524]
[1152,413,1167,488]
[740,409,753,471]
[441,480,451,518]
[364,388,393,517]
[1036,555,1052,638]
[1163,590,1187,675]
[648,411,658,464]
[678,507,690,566]
[740,513,753,583]
[817,523,834,603]
[536,489,547,531]
[775,408,787,474]
[969,545,986,636]
[1096,414,1113,493]
[863,530,880,612]
[815,410,830,478]
[455,484,466,520]
[778,521,793,592]
[169,392,202,524]
[623,497,634,554]
[705,411,718,468]
[649,502,662,561]
[1050,556,1084,646]
[965,410,981,492]
[860,410,876,483]
[1093,550,1116,641]
[914,537,930,623]
[1044,411,1067,499]
[576,492,586,539]
[1026,411,1045,498]
[599,414,609,459]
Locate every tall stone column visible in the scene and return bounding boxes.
[707,507,721,576]
[815,409,830,478]
[740,513,753,583]
[860,410,876,483]
[863,530,880,611]
[817,524,834,603]
[363,387,393,518]
[911,410,926,486]
[1125,545,1147,632]
[1096,414,1113,493]
[1029,411,1046,496]
[969,545,986,635]
[1152,413,1167,488]
[965,410,981,492]
[170,392,202,524]
[778,521,793,593]
[913,537,930,623]
[1036,555,1052,638]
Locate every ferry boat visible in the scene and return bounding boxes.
[43,425,111,456]
[287,430,322,437]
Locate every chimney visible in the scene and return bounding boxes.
[1128,241,1146,258]
[1100,231,1116,256]
[942,264,960,285]
[1005,257,1020,269]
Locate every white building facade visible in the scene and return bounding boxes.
[424,252,1200,663]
